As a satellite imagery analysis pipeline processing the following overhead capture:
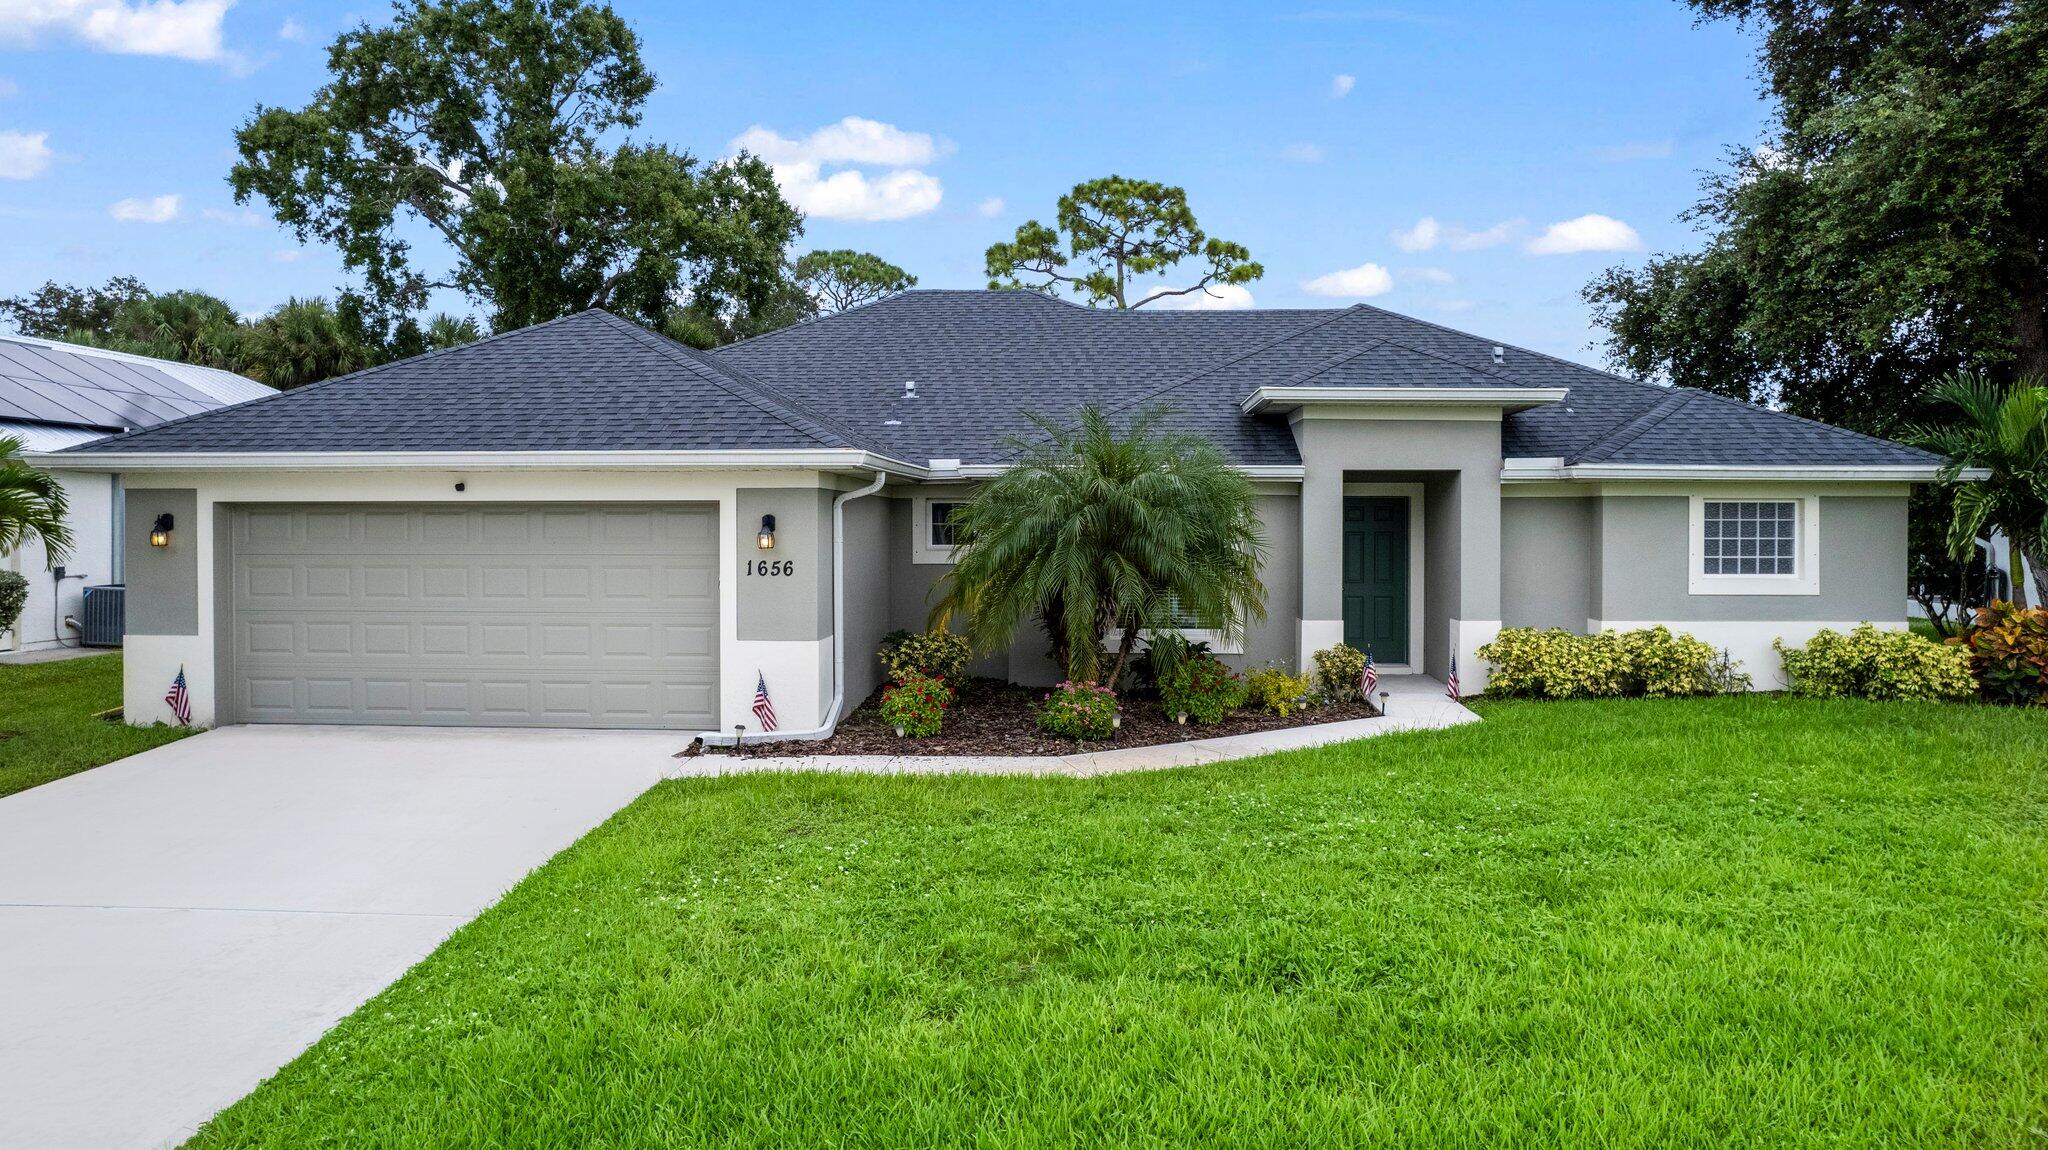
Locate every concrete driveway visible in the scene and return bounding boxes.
[0,724,678,1150]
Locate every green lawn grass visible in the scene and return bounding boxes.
[0,653,192,799]
[191,697,2048,1148]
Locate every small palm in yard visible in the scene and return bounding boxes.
[934,405,1264,685]
[0,433,70,561]
[1908,373,2048,607]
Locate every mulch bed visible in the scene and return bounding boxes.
[799,677,1380,757]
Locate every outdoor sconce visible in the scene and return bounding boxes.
[756,514,776,550]
[149,513,174,548]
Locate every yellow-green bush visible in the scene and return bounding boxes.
[1479,625,1746,699]
[1310,643,1368,701]
[1775,624,1976,701]
[1244,666,1317,717]
[879,629,972,684]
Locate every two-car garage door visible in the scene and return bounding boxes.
[226,504,718,729]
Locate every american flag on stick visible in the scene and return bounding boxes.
[1360,650,1377,699]
[1445,656,1461,702]
[165,665,193,726]
[751,672,778,732]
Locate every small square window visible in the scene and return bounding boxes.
[928,501,966,548]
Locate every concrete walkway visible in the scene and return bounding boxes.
[0,727,669,1150]
[0,644,116,665]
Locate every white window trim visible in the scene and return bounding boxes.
[910,494,968,565]
[1687,491,1820,596]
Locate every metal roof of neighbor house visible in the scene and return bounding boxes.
[61,289,1942,471]
[0,333,271,434]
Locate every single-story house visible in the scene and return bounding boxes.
[36,290,1955,733]
[2,334,271,654]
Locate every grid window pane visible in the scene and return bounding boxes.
[928,502,966,547]
[1702,501,1796,576]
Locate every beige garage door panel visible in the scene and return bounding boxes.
[229,504,718,729]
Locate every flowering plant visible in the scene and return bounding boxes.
[880,674,953,737]
[1037,680,1119,740]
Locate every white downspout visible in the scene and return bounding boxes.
[696,468,889,746]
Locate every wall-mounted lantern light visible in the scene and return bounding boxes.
[149,513,174,548]
[756,514,777,550]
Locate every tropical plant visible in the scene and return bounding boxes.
[879,674,953,737]
[933,405,1265,685]
[0,570,28,635]
[1037,681,1119,740]
[1311,643,1368,702]
[1243,666,1317,717]
[1952,601,2048,706]
[1775,625,1976,702]
[985,176,1262,308]
[878,629,972,685]
[1906,374,2048,607]
[0,434,71,564]
[1159,654,1246,725]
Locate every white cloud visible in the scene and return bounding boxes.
[1394,215,1521,252]
[0,0,234,62]
[109,193,180,222]
[1407,266,1455,285]
[1390,216,1440,252]
[1280,141,1324,163]
[277,17,308,41]
[1302,261,1394,298]
[1525,213,1642,255]
[977,196,1005,218]
[1144,283,1256,310]
[0,129,53,179]
[1592,139,1674,162]
[1330,73,1356,98]
[730,116,948,221]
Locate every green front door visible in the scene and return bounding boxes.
[1342,496,1409,664]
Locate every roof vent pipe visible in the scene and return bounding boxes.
[1491,346,1505,366]
[903,380,919,399]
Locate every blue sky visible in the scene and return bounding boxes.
[0,1,1769,365]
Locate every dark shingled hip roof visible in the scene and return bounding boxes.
[64,290,1941,471]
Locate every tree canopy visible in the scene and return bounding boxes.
[985,176,1263,309]
[794,249,916,313]
[1585,2,2048,435]
[229,0,801,333]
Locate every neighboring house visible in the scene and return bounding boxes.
[1,335,271,654]
[35,291,1958,732]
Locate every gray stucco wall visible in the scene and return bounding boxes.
[1594,494,1906,622]
[735,488,833,641]
[124,487,198,636]
[839,491,892,707]
[1501,496,1597,632]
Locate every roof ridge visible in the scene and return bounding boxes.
[595,313,875,451]
[1346,301,1670,396]
[1662,383,1942,461]
[1568,389,1694,464]
[1092,306,1377,420]
[57,308,600,453]
[1283,338,1390,385]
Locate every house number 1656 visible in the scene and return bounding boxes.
[747,559,794,577]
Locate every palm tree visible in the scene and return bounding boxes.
[0,434,72,563]
[1907,373,2048,607]
[933,405,1266,685]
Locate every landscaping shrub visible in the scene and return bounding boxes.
[1775,624,1976,702]
[879,674,954,737]
[1311,643,1368,701]
[879,629,972,684]
[0,570,27,634]
[1244,665,1317,717]
[1952,602,2048,705]
[1159,653,1247,724]
[1132,631,1209,691]
[1480,625,1745,699]
[1037,681,1119,740]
